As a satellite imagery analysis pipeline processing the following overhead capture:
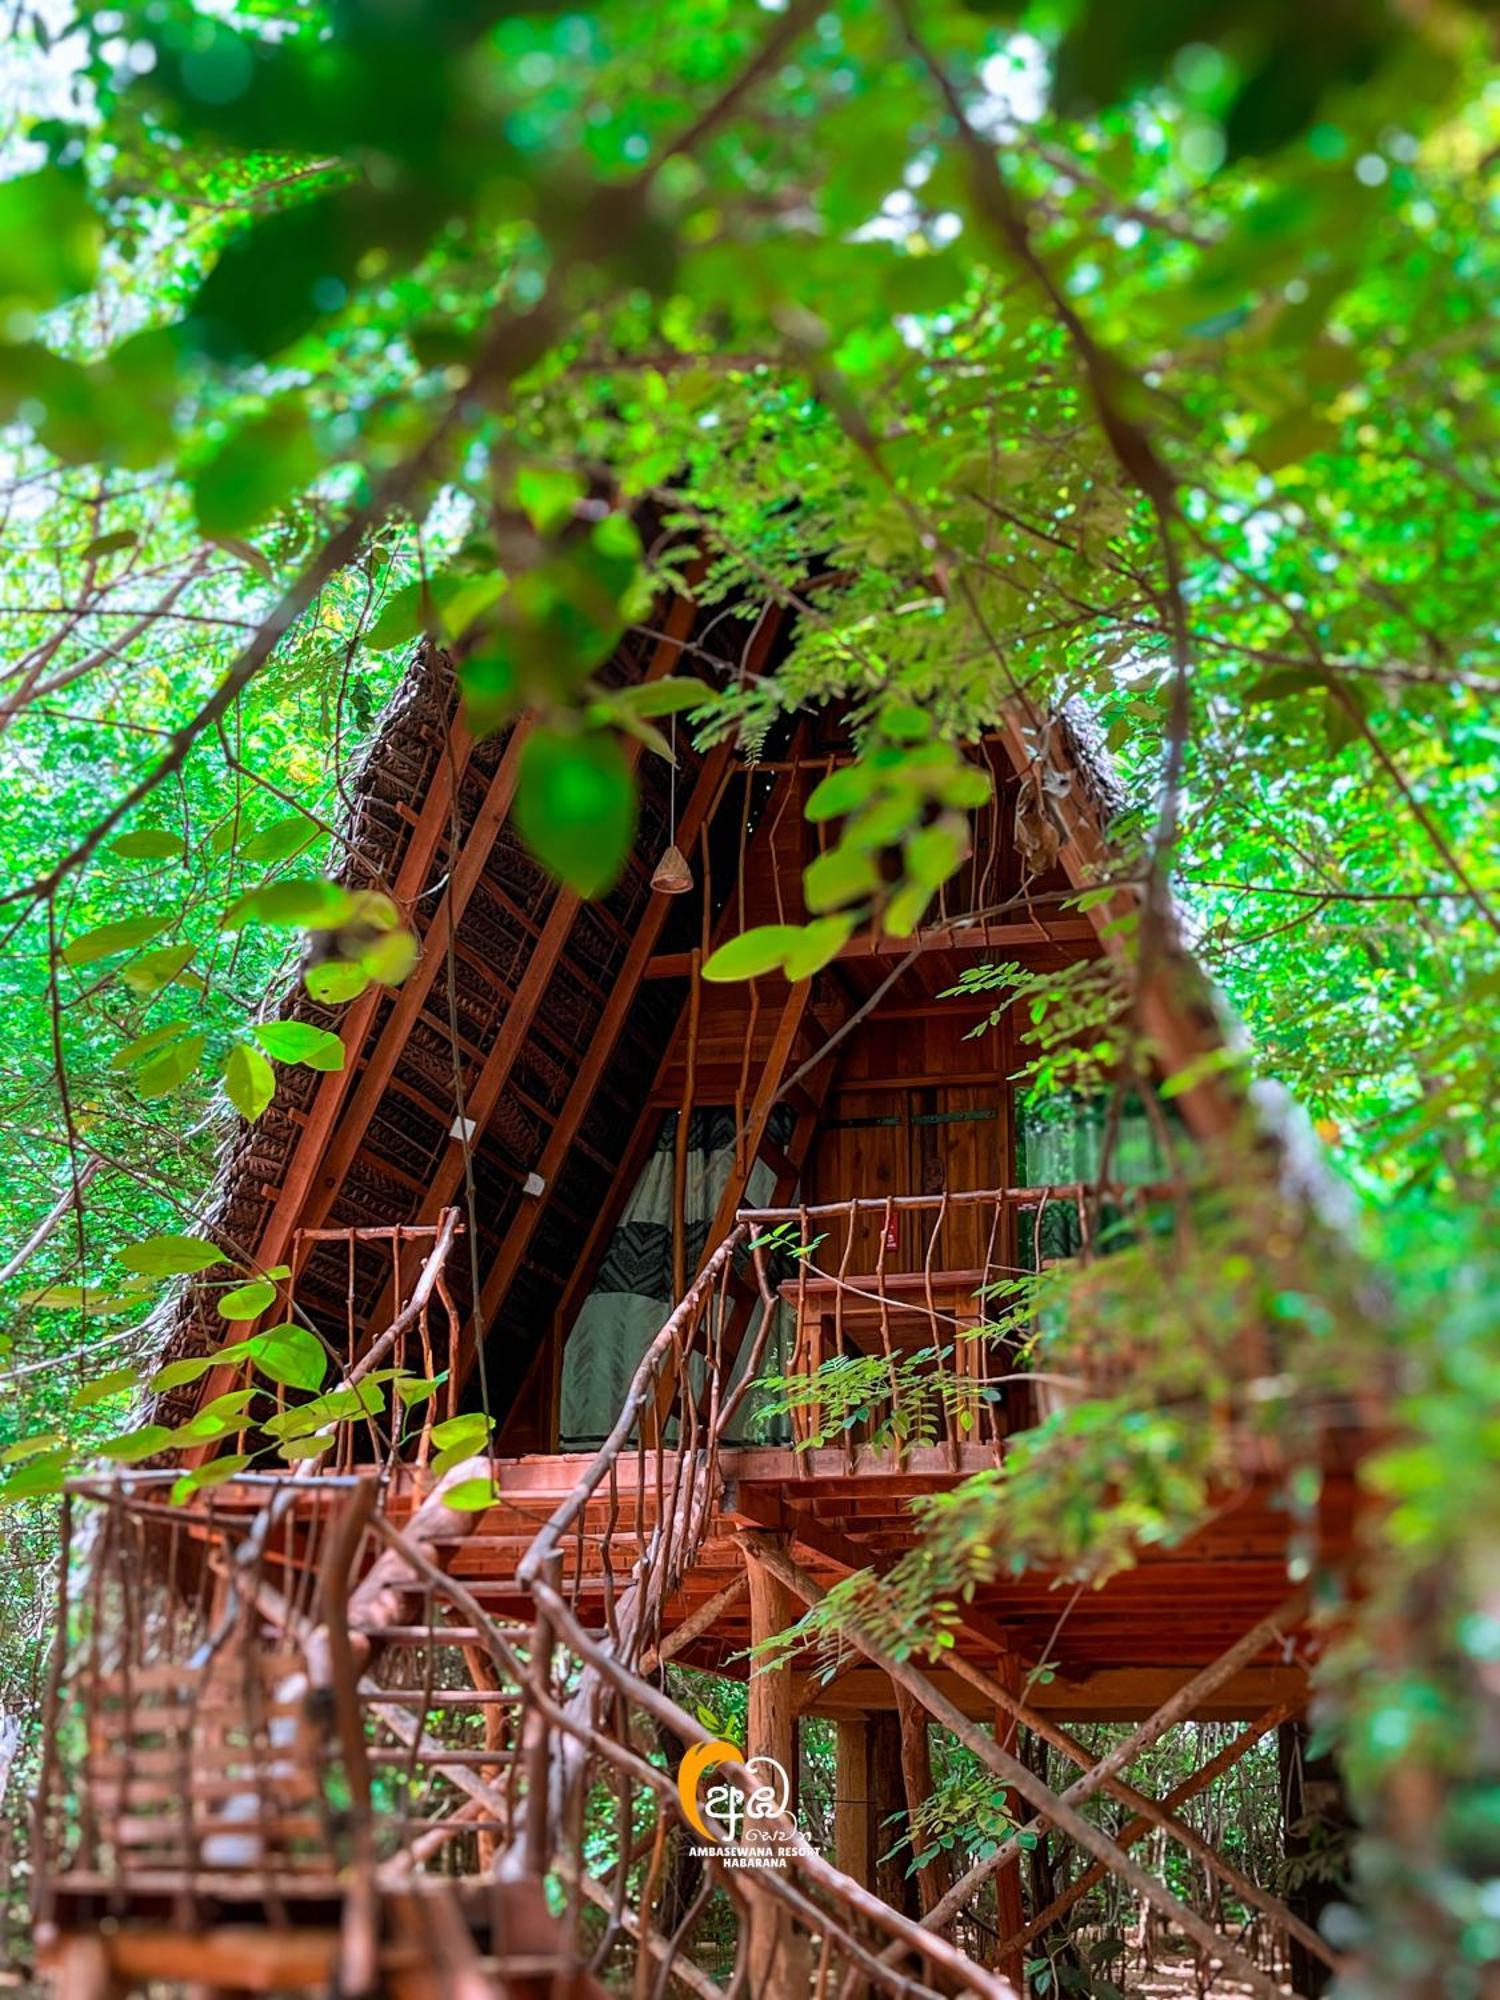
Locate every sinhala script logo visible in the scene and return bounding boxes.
[678,1739,794,1861]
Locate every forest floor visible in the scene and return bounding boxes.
[1125,1945,1294,1999]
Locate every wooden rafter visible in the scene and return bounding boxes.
[325,590,701,1259]
[253,703,478,1269]
[457,607,788,1393]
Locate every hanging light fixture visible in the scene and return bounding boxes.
[651,713,694,895]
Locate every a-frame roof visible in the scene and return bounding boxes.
[152,586,1250,1438]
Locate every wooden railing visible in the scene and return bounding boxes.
[38,1186,1187,1994]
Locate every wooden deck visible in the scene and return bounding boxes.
[358,1442,1358,1721]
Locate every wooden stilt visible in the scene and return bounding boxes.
[895,1685,953,1917]
[992,1657,1027,1997]
[835,1717,875,1891]
[744,1542,810,1999]
[869,1711,919,1923]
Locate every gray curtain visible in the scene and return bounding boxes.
[558,1108,793,1448]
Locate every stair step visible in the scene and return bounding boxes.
[368,1748,520,1768]
[356,1625,531,1645]
[361,1689,521,1707]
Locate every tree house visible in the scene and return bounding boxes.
[30,593,1364,2000]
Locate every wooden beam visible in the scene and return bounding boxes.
[290,717,531,1244]
[251,686,476,1269]
[834,1718,875,1891]
[895,1684,952,1917]
[738,1532,1289,2000]
[1003,1703,1298,1958]
[643,919,1097,980]
[743,1540,809,1998]
[991,1656,1027,1996]
[463,736,738,1380]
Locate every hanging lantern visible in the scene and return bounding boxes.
[652,711,694,894]
[651,842,693,895]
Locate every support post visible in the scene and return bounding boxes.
[896,1686,953,1917]
[835,1718,875,1891]
[1279,1718,1351,1998]
[744,1542,809,1997]
[992,1657,1027,1997]
[870,1711,920,1922]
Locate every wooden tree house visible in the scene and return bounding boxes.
[30,592,1366,2000]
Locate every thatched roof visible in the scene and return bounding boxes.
[151,606,750,1427]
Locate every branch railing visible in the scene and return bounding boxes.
[34,1176,1260,1997]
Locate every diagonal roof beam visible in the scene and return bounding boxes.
[252,689,478,1272]
[296,591,702,1247]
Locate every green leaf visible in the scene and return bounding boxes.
[0,166,100,316]
[0,1452,70,1505]
[430,1438,492,1480]
[361,928,419,985]
[110,1021,195,1071]
[216,1278,278,1321]
[82,528,138,562]
[395,1372,448,1407]
[806,764,876,823]
[365,569,482,651]
[2,1432,68,1466]
[171,1454,252,1505]
[441,1477,501,1512]
[223,877,353,931]
[191,402,320,538]
[173,1389,259,1441]
[305,960,370,1004]
[514,727,636,899]
[223,1042,276,1121]
[62,914,172,967]
[120,1234,225,1277]
[277,1433,333,1461]
[905,818,967,892]
[109,829,184,860]
[23,1282,146,1315]
[701,925,803,983]
[239,1324,327,1392]
[97,1425,174,1463]
[610,678,711,720]
[135,1031,206,1100]
[782,915,857,981]
[149,1352,221,1393]
[239,817,320,865]
[119,944,199,995]
[804,845,880,914]
[430,1411,493,1452]
[1253,409,1341,472]
[185,189,376,363]
[515,464,586,535]
[883,879,936,938]
[878,703,931,743]
[71,1367,139,1409]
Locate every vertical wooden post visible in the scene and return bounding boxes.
[835,1717,875,1888]
[869,1711,920,1922]
[993,1655,1028,1997]
[895,1684,953,1916]
[1278,1718,1350,1998]
[745,1543,808,1997]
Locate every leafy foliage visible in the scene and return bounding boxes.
[0,0,1496,1988]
